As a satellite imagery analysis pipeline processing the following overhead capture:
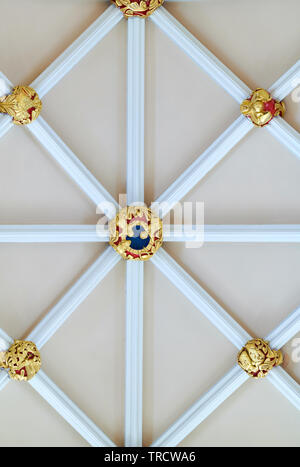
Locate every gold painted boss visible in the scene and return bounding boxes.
[238,338,283,379]
[0,86,42,125]
[109,206,163,260]
[240,88,285,127]
[112,0,164,17]
[0,340,41,382]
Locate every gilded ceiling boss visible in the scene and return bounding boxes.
[238,338,283,379]
[240,88,285,127]
[111,0,164,18]
[0,86,42,125]
[0,340,41,382]
[109,206,163,260]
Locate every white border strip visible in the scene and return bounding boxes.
[27,247,120,348]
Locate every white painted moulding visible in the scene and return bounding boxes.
[2,225,300,243]
[151,247,251,348]
[0,7,123,135]
[0,256,120,447]
[150,7,251,103]
[264,307,300,409]
[163,225,204,242]
[27,247,120,348]
[163,225,300,243]
[0,328,13,349]
[0,224,200,243]
[266,306,300,350]
[0,225,109,242]
[0,71,119,216]
[0,114,13,140]
[28,118,119,216]
[125,17,145,448]
[154,116,253,218]
[30,371,116,447]
[156,114,300,220]
[0,366,115,447]
[0,329,116,447]
[148,20,300,217]
[203,225,300,243]
[0,371,10,392]
[152,360,300,447]
[0,73,12,97]
[125,262,144,447]
[31,6,123,98]
[151,7,299,107]
[0,330,12,391]
[152,249,300,412]
[0,248,121,444]
[0,72,13,138]
[0,7,124,103]
[267,117,300,161]
[269,59,300,101]
[267,368,300,411]
[127,17,145,205]
[150,306,300,447]
[154,51,300,217]
[151,365,249,447]
[153,246,300,356]
[0,2,299,448]
[154,119,300,221]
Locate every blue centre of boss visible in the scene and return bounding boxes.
[126,225,150,250]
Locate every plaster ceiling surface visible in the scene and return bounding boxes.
[0,0,299,447]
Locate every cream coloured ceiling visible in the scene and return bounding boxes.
[0,0,299,447]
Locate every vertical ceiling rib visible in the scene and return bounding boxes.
[125,17,145,448]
